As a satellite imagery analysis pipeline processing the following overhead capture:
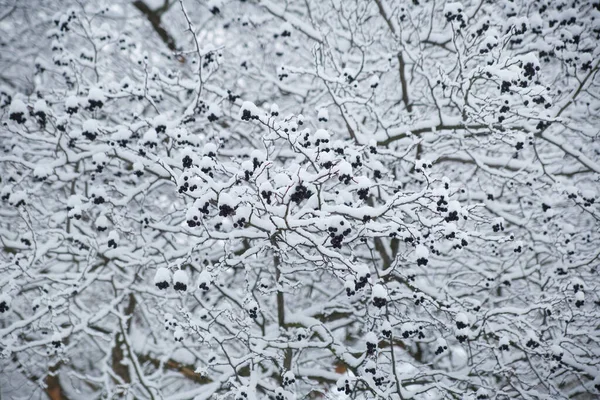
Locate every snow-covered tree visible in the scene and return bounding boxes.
[1,0,599,399]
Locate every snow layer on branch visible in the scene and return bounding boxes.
[9,99,27,114]
[154,267,171,287]
[88,87,106,102]
[173,270,189,292]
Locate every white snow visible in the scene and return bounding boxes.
[153,114,168,128]
[239,101,258,120]
[335,160,353,176]
[242,160,254,172]
[203,143,217,156]
[314,129,330,141]
[317,108,328,121]
[174,326,184,341]
[186,206,200,222]
[198,270,211,285]
[246,299,258,311]
[88,87,106,102]
[217,218,233,232]
[95,215,108,229]
[251,149,266,163]
[364,331,378,345]
[551,344,563,356]
[33,165,51,179]
[207,103,220,117]
[89,186,106,198]
[273,173,291,188]
[369,75,379,87]
[154,267,171,285]
[83,119,99,133]
[111,126,131,141]
[168,127,187,140]
[415,244,429,259]
[67,195,82,208]
[173,270,189,286]
[280,22,293,34]
[143,129,157,142]
[219,192,235,207]
[9,99,27,113]
[372,284,387,299]
[381,321,392,335]
[344,278,355,290]
[33,100,48,113]
[456,312,469,326]
[354,176,371,188]
[352,263,370,278]
[92,152,108,166]
[107,230,119,242]
[444,2,463,15]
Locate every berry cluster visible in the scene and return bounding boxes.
[401,325,424,339]
[219,204,235,217]
[337,378,351,395]
[444,210,459,223]
[328,224,351,249]
[261,189,273,204]
[435,344,448,355]
[290,184,312,204]
[492,221,504,232]
[248,305,258,319]
[372,296,386,308]
[182,155,193,169]
[445,7,466,29]
[357,188,369,200]
[241,109,258,121]
[373,375,385,386]
[366,341,377,355]
[282,373,295,387]
[235,391,248,400]
[338,173,352,185]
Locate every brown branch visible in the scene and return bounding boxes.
[374,0,412,113]
[133,1,178,53]
[11,354,71,400]
[397,53,412,113]
[137,354,213,384]
[45,364,70,400]
[111,293,137,384]
[271,236,292,372]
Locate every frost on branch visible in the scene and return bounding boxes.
[1,0,599,399]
